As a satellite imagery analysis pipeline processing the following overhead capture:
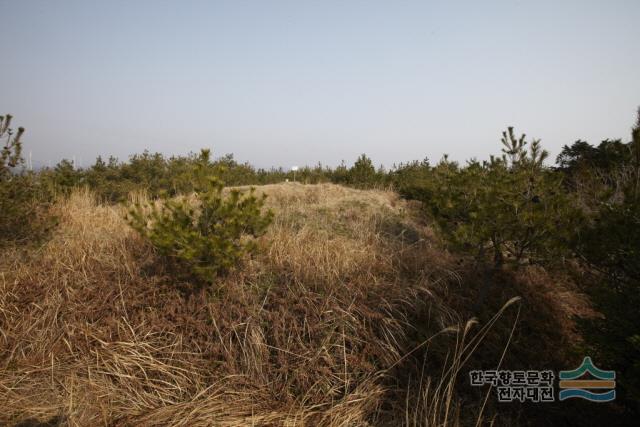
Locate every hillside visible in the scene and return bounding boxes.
[2,183,481,426]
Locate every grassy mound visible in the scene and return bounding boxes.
[0,184,470,426]
[0,184,585,426]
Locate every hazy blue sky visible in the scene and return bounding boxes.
[2,0,639,169]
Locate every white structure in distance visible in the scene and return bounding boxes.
[291,166,299,183]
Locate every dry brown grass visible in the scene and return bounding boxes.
[1,183,509,426]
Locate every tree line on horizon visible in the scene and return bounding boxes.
[10,130,639,203]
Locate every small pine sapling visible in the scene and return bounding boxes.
[128,156,273,285]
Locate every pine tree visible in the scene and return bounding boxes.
[127,150,273,286]
[0,114,53,245]
[0,114,25,180]
[348,154,377,188]
[420,129,578,268]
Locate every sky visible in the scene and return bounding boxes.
[1,0,639,169]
